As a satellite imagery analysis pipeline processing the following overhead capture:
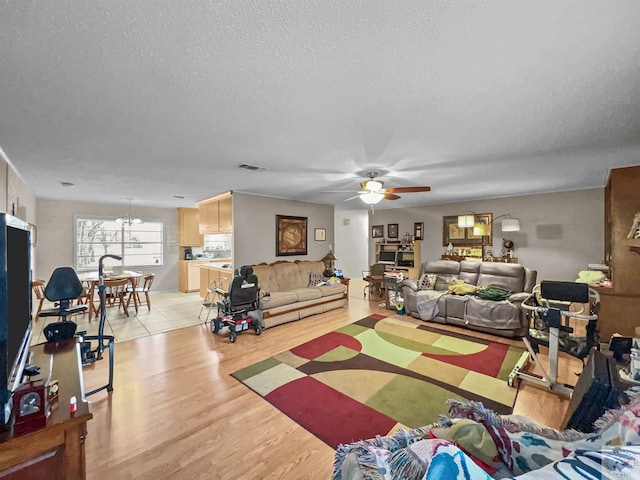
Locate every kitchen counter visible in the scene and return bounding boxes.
[200,261,233,269]
[200,263,234,298]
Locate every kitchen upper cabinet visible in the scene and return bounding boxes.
[198,192,233,234]
[178,207,203,246]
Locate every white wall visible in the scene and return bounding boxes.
[36,200,179,292]
[367,189,603,282]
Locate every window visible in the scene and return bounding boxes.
[75,216,164,270]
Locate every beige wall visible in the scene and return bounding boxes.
[367,188,604,282]
[233,193,335,268]
[35,200,179,292]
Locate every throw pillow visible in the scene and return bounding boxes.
[308,272,325,287]
[419,273,438,290]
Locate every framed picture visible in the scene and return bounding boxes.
[314,228,326,241]
[388,223,399,239]
[442,213,493,246]
[371,225,384,238]
[414,222,424,240]
[276,215,308,256]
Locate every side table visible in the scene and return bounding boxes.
[340,277,350,299]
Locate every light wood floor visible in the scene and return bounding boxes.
[82,283,583,480]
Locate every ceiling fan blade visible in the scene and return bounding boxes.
[385,186,431,194]
[342,194,361,202]
[384,193,401,200]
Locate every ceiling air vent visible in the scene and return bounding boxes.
[238,164,268,172]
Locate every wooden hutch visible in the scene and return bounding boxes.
[597,165,640,340]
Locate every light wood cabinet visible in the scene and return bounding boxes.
[374,241,421,278]
[198,193,232,234]
[597,166,640,340]
[177,207,203,246]
[178,260,210,292]
[200,265,233,299]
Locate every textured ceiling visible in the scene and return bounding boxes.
[1,1,639,210]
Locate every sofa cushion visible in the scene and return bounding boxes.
[458,261,480,285]
[477,263,525,292]
[424,260,461,291]
[312,284,346,297]
[289,288,322,302]
[272,262,305,291]
[296,260,327,277]
[252,264,280,294]
[446,295,467,319]
[261,290,298,309]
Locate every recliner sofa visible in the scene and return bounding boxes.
[402,260,537,337]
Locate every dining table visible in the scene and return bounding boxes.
[78,270,143,320]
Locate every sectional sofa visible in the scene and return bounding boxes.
[401,260,537,337]
[250,260,347,329]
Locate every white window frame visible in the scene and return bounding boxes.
[74,215,165,271]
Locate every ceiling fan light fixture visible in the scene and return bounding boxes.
[365,179,383,192]
[360,192,385,205]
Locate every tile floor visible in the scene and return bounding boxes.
[31,291,207,345]
[30,278,375,346]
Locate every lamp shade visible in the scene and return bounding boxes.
[457,215,475,228]
[360,192,385,204]
[322,252,337,262]
[501,218,520,232]
[473,223,489,236]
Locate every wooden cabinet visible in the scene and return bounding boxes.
[0,339,92,479]
[598,166,640,340]
[200,265,233,299]
[197,193,232,234]
[177,208,203,246]
[178,260,209,293]
[375,241,421,278]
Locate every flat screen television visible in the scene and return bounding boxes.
[0,213,32,424]
[379,250,396,265]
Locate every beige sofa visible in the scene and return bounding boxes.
[250,261,347,329]
[402,260,537,338]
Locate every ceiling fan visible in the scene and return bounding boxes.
[345,171,431,205]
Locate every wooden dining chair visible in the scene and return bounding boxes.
[31,279,47,320]
[127,273,155,312]
[103,278,130,316]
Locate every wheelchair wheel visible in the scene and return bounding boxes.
[255,324,262,335]
[229,330,237,343]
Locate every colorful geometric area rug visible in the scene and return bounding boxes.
[231,314,525,449]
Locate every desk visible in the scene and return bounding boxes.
[0,339,92,479]
[78,271,142,319]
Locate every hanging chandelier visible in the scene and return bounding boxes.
[116,198,142,226]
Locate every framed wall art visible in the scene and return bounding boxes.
[388,223,399,239]
[276,215,308,256]
[371,225,384,238]
[314,228,326,241]
[442,213,493,247]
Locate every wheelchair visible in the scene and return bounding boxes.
[211,266,262,343]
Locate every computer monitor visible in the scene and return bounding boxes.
[379,250,396,264]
